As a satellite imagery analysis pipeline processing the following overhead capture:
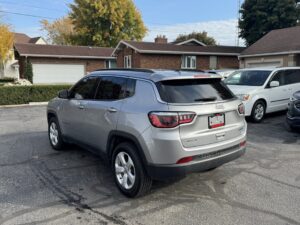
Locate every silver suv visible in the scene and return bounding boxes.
[47,69,247,197]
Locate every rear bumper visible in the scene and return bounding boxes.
[146,145,246,180]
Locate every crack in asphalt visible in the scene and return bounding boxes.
[29,160,127,225]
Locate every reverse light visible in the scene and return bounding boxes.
[176,156,194,164]
[148,112,196,128]
[238,103,245,115]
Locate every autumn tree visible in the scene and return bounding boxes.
[239,0,300,46]
[0,24,14,76]
[41,17,74,45]
[69,0,147,47]
[175,31,216,46]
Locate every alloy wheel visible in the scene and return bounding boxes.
[254,104,264,121]
[115,152,136,190]
[49,122,59,146]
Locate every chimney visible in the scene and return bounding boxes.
[155,35,168,44]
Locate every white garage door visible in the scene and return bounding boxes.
[32,64,85,84]
[247,61,282,68]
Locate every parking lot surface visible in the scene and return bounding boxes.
[0,106,299,225]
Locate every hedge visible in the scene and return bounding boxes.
[0,85,71,105]
[0,77,16,83]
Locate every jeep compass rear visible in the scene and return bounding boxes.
[47,69,247,197]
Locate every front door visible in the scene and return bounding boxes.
[60,76,100,143]
[267,70,290,112]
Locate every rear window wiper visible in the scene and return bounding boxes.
[194,97,217,102]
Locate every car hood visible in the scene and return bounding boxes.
[227,85,260,95]
[293,90,300,100]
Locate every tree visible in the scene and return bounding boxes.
[175,31,216,46]
[69,0,147,47]
[0,24,14,76]
[40,17,75,45]
[239,0,300,46]
[24,59,33,83]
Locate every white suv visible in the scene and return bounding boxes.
[225,67,300,122]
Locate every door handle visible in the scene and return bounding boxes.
[107,107,117,113]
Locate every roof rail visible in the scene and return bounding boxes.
[94,68,155,73]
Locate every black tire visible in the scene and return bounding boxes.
[48,117,64,150]
[112,142,152,198]
[251,100,266,123]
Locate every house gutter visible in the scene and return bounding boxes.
[239,51,300,59]
[139,50,240,56]
[20,54,116,59]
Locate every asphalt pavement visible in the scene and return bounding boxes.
[0,106,299,225]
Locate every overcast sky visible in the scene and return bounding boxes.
[0,0,244,46]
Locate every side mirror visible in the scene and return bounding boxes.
[58,89,69,99]
[270,81,280,88]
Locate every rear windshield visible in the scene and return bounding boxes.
[156,79,235,103]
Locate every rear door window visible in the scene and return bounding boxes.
[284,70,300,85]
[156,79,235,103]
[95,76,136,100]
[69,76,99,100]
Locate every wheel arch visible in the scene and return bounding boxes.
[47,110,58,123]
[255,98,267,109]
[107,131,149,169]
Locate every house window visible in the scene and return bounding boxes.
[209,56,218,69]
[124,55,132,68]
[105,59,117,69]
[181,56,196,69]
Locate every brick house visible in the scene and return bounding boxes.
[112,37,245,70]
[14,43,116,84]
[240,26,300,68]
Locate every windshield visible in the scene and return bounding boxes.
[156,78,235,103]
[225,70,271,86]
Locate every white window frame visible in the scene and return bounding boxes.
[105,59,117,69]
[124,55,132,68]
[181,55,196,69]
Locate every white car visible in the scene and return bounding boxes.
[224,67,300,122]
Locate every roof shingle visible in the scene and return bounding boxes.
[13,33,31,44]
[116,41,244,55]
[241,26,300,57]
[14,43,114,59]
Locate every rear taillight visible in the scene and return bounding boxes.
[148,112,196,128]
[238,103,245,115]
[240,140,246,148]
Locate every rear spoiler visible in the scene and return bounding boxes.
[159,74,222,82]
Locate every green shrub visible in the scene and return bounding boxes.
[24,60,33,83]
[0,85,71,105]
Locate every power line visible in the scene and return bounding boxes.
[0,10,56,19]
[0,0,67,12]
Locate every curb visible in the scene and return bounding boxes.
[0,102,48,108]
